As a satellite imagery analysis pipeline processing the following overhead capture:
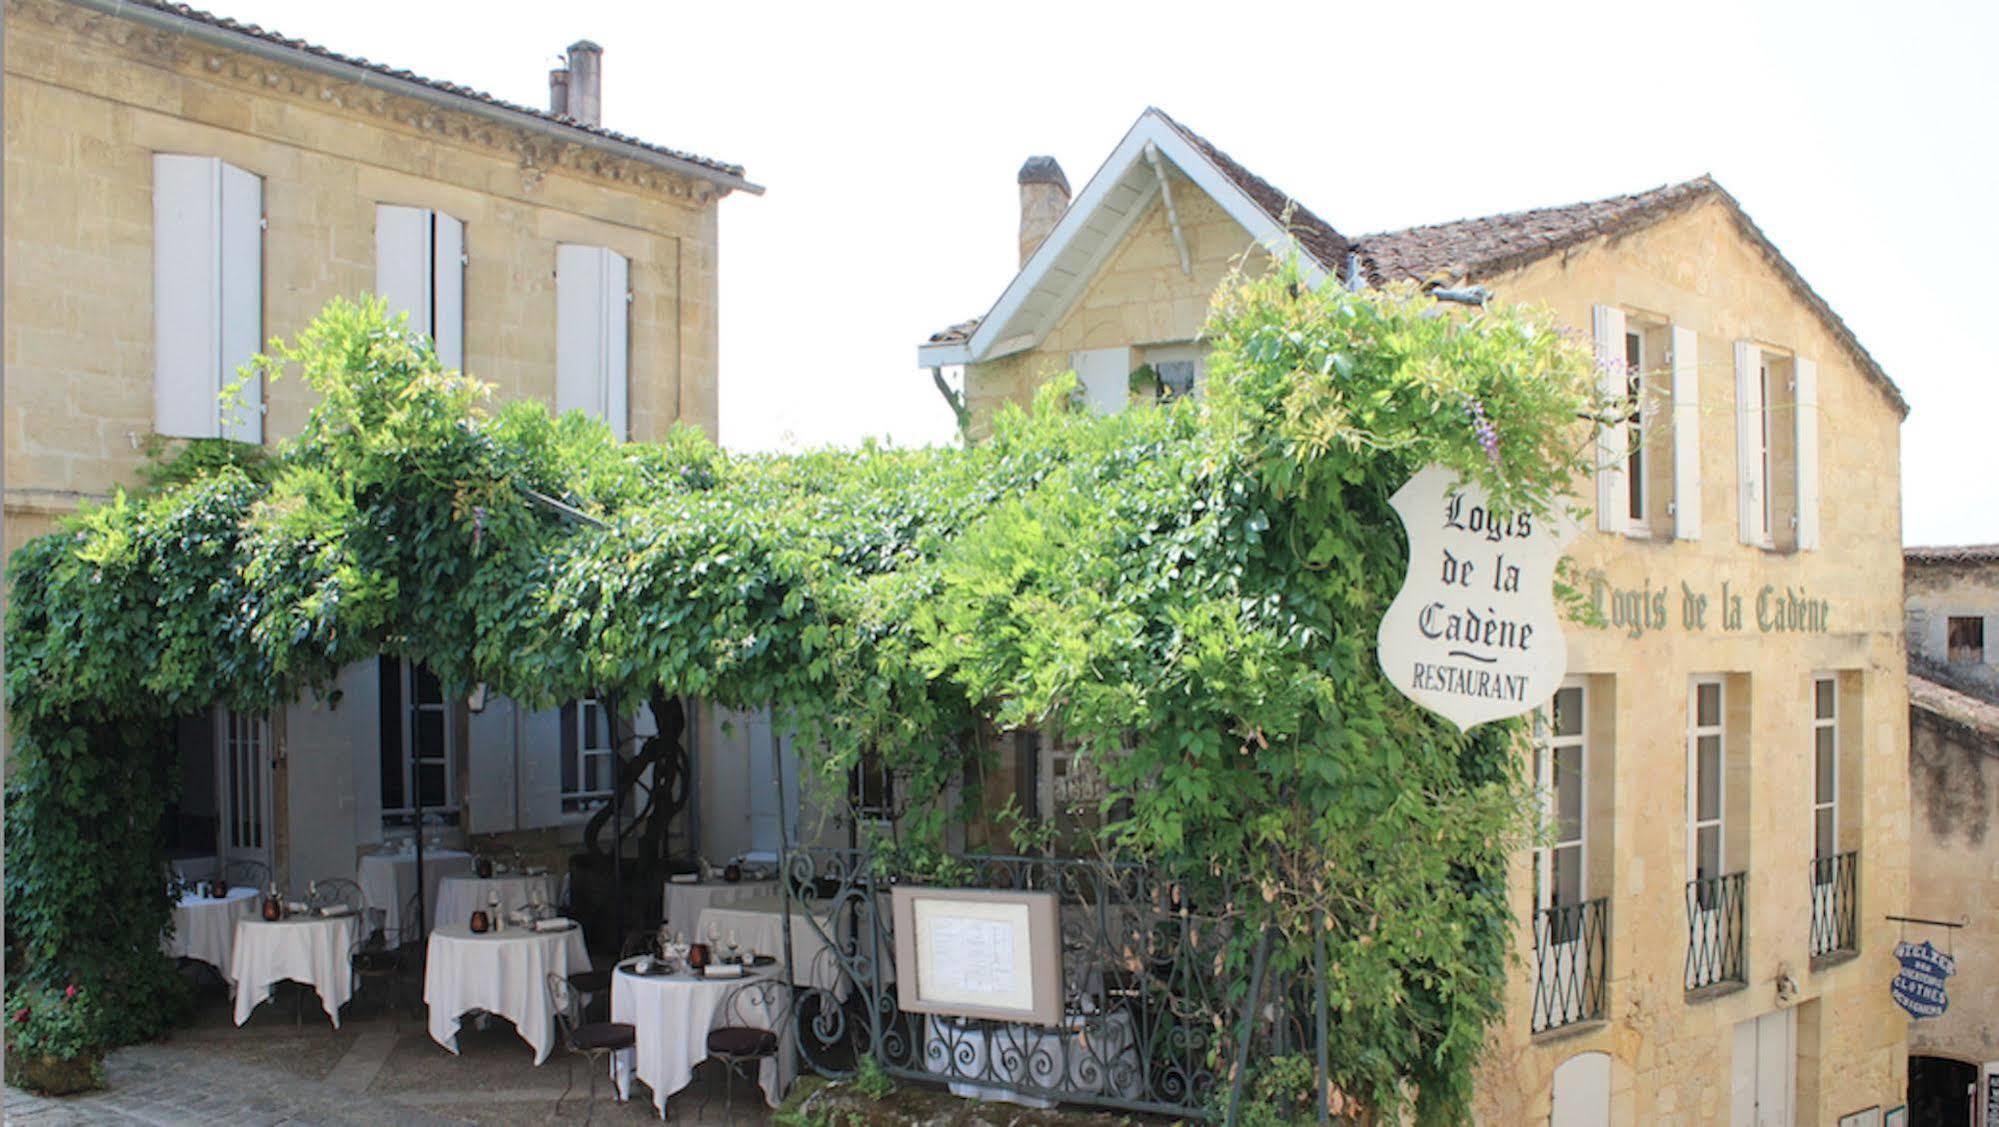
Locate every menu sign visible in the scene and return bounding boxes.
[1378,464,1579,730]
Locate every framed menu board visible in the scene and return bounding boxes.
[891,886,1061,1026]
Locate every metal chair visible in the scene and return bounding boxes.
[350,891,425,1024]
[224,859,270,890]
[704,975,788,1116]
[546,972,635,1119]
[567,931,651,1024]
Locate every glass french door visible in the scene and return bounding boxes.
[1687,678,1726,987]
[1534,684,1588,1025]
[217,707,273,874]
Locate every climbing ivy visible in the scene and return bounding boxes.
[6,270,1599,1119]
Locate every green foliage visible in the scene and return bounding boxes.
[4,274,1597,1117]
[5,981,107,1072]
[852,1052,897,1101]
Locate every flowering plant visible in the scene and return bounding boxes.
[4,980,107,1083]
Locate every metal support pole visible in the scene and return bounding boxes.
[606,692,625,952]
[772,715,803,1072]
[1315,925,1330,1126]
[1224,929,1272,1127]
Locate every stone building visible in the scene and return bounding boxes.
[918,108,1912,1125]
[1907,545,1999,699]
[3,0,765,895]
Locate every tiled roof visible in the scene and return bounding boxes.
[1149,108,1353,273]
[1911,674,1999,740]
[927,319,981,346]
[1906,544,1999,565]
[105,0,755,189]
[1351,178,1719,288]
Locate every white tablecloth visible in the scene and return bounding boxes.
[165,887,260,978]
[662,879,777,933]
[611,965,791,1113]
[433,874,556,930]
[696,896,871,995]
[356,849,475,937]
[922,1012,1141,1107]
[424,923,591,1065]
[230,913,363,1027]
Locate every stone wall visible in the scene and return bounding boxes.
[1907,699,1999,1067]
[3,0,724,557]
[1906,560,1999,698]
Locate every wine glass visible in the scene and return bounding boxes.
[725,929,741,964]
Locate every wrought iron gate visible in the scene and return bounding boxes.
[780,847,1229,1117]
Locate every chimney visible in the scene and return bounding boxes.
[565,40,603,126]
[548,64,570,117]
[1017,156,1070,266]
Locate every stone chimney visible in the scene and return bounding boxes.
[548,64,571,117]
[1017,156,1070,266]
[565,40,603,126]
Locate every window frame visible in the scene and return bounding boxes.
[1533,682,1589,914]
[1143,343,1207,403]
[1811,675,1838,869]
[380,660,457,822]
[1947,616,1987,664]
[561,698,619,818]
[1686,677,1726,890]
[1624,329,1649,534]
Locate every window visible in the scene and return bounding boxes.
[556,244,631,439]
[1812,677,1838,864]
[1948,616,1986,664]
[1533,685,1588,915]
[1143,344,1206,403]
[1735,342,1820,551]
[379,660,454,821]
[1593,307,1691,538]
[558,699,618,816]
[1687,678,1725,893]
[376,205,465,371]
[1070,347,1134,416]
[1625,329,1647,528]
[153,154,263,443]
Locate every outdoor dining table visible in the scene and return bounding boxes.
[229,911,364,1028]
[610,962,792,1114]
[165,885,261,980]
[660,877,776,933]
[423,921,591,1065]
[356,847,475,938]
[694,894,889,996]
[432,872,556,930]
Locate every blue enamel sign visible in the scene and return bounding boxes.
[1891,940,1955,1019]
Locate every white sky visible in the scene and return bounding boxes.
[204,0,1995,546]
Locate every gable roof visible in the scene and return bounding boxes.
[921,113,1905,418]
[70,0,760,196]
[916,108,1343,367]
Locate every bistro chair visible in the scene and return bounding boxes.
[546,972,635,1118]
[224,859,270,890]
[703,976,788,1117]
[350,891,425,1025]
[567,932,652,1024]
[308,877,366,915]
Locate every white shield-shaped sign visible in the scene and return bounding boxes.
[1377,463,1579,730]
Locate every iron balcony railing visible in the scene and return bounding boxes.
[1809,850,1860,960]
[1684,871,1747,991]
[1531,897,1608,1033]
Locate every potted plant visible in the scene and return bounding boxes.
[4,981,107,1095]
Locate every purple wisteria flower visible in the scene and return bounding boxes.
[1464,395,1502,469]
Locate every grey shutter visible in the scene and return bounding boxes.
[557,244,629,439]
[1734,342,1765,545]
[465,697,518,834]
[154,154,222,439]
[433,213,466,373]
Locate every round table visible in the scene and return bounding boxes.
[610,964,792,1114]
[165,886,260,979]
[661,878,776,933]
[695,896,863,994]
[433,873,556,930]
[229,912,364,1027]
[356,848,475,938]
[423,922,591,1065]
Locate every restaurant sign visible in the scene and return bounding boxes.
[1378,464,1579,731]
[1891,940,1955,1019]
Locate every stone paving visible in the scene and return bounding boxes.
[4,977,774,1126]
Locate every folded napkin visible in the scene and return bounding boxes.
[533,917,575,932]
[703,963,745,979]
[668,873,700,884]
[316,904,354,918]
[285,901,310,914]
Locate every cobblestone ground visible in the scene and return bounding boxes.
[4,980,773,1126]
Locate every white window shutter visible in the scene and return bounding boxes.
[1734,341,1764,545]
[602,249,629,440]
[1591,305,1627,533]
[374,205,432,337]
[518,705,566,829]
[1793,356,1819,550]
[432,213,465,373]
[154,155,222,439]
[1071,347,1133,416]
[465,697,518,834]
[556,244,629,439]
[1671,325,1701,540]
[217,162,263,445]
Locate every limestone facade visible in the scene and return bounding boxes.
[1906,551,1999,698]
[3,0,738,557]
[947,154,1910,1122]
